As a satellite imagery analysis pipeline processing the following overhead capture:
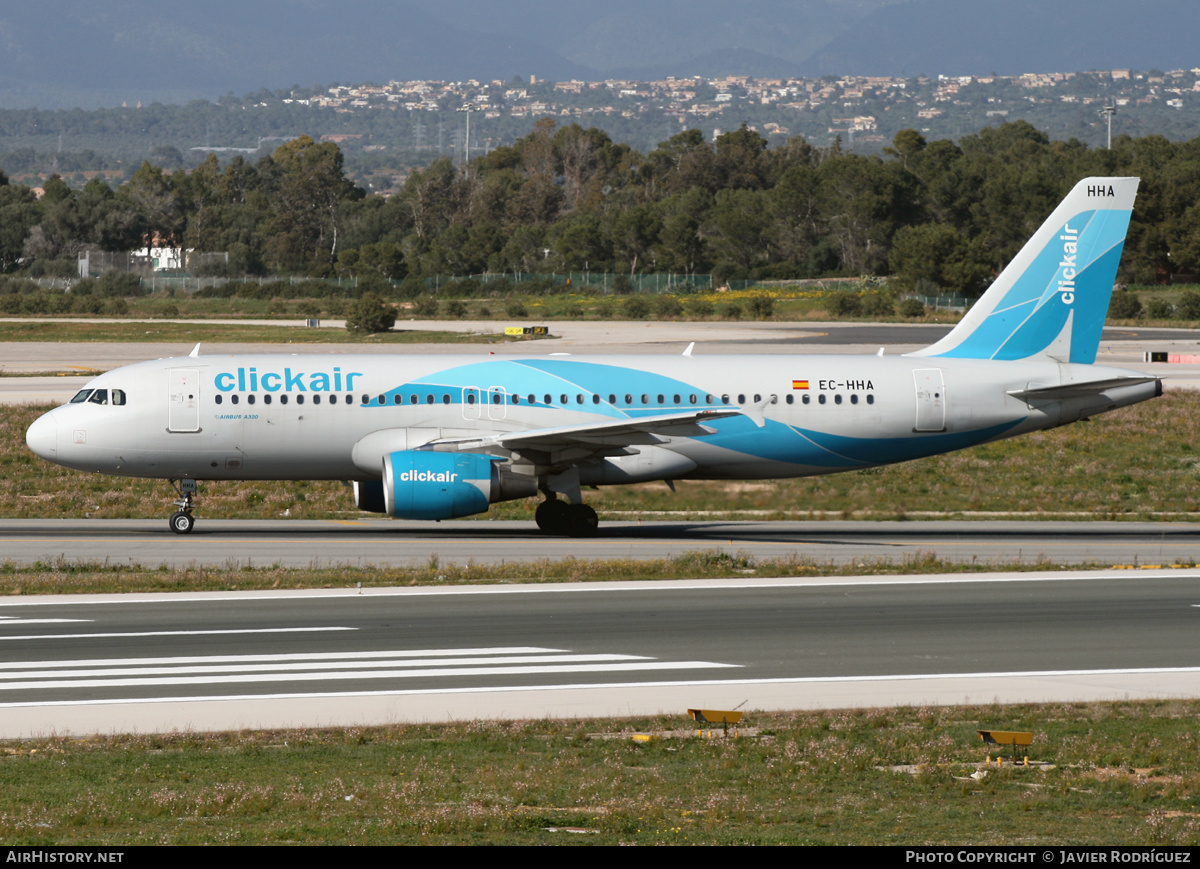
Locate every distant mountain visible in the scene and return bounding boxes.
[1,0,1192,110]
[0,0,894,109]
[799,0,1200,77]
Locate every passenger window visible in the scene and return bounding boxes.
[311,395,319,405]
[231,394,239,405]
[281,395,289,405]
[248,394,256,405]
[329,394,337,405]
[215,394,223,405]
[264,394,272,405]
[297,395,305,405]
[786,394,794,404]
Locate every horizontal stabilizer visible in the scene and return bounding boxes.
[1008,376,1161,402]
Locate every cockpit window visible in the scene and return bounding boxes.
[87,389,109,405]
[69,389,93,403]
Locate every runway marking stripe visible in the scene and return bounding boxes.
[3,664,1198,709]
[0,647,565,670]
[1,653,649,680]
[0,617,90,625]
[0,661,739,691]
[0,627,357,641]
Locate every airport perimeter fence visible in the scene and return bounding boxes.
[908,293,969,311]
[421,272,720,294]
[29,272,805,297]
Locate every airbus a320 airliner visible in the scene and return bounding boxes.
[26,177,1160,536]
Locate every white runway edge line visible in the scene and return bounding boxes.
[0,647,565,669]
[4,665,1199,710]
[0,653,655,680]
[0,627,357,641]
[0,661,740,691]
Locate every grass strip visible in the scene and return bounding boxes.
[6,552,1193,596]
[0,320,523,344]
[2,700,1198,845]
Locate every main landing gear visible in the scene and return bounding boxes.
[535,497,598,537]
[168,478,197,534]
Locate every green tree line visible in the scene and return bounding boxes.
[5,120,1200,293]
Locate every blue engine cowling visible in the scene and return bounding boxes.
[381,451,498,520]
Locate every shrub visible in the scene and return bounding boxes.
[828,293,862,317]
[720,302,743,320]
[899,298,927,318]
[1108,289,1142,319]
[504,300,529,318]
[653,295,683,319]
[746,295,775,319]
[685,297,714,319]
[1177,291,1200,320]
[444,299,468,318]
[345,293,396,334]
[622,296,650,319]
[96,271,143,297]
[861,291,894,318]
[1145,299,1174,319]
[613,275,634,295]
[412,296,440,317]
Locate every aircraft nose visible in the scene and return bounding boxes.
[25,412,57,461]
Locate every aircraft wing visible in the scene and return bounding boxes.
[436,408,742,453]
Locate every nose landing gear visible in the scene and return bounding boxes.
[169,478,197,534]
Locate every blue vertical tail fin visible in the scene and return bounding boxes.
[909,177,1139,364]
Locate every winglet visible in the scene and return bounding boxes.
[683,342,695,357]
[908,177,1139,364]
[189,343,201,358]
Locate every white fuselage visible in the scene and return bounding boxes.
[25,351,1160,486]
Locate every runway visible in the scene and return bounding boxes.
[1,570,1197,738]
[4,320,1199,734]
[2,518,1198,568]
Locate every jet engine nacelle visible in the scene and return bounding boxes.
[382,450,498,520]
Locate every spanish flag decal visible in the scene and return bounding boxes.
[792,379,809,390]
